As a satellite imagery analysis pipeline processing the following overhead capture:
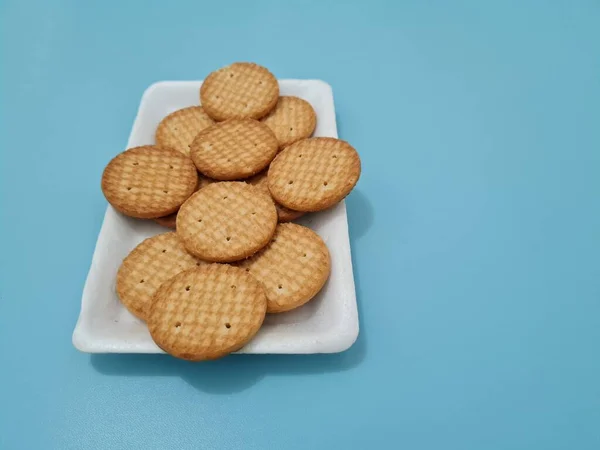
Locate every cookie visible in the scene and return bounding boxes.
[176,182,277,262]
[153,212,178,229]
[261,96,316,148]
[238,223,330,313]
[148,264,267,360]
[200,62,279,121]
[190,119,278,180]
[196,173,216,190]
[116,232,206,320]
[154,174,215,229]
[268,138,361,211]
[101,145,198,219]
[155,106,215,156]
[246,170,304,222]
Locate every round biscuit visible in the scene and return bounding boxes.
[154,173,215,229]
[176,182,277,262]
[148,265,267,361]
[268,138,361,212]
[116,232,206,320]
[238,223,330,313]
[101,145,198,219]
[190,119,278,180]
[246,170,304,222]
[155,106,215,156]
[261,96,317,148]
[200,62,279,121]
[153,212,177,229]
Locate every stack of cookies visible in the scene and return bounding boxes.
[101,62,361,361]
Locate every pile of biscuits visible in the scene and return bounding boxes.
[101,62,361,360]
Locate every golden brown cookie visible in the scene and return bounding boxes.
[153,213,177,229]
[101,146,198,219]
[190,119,278,180]
[200,62,279,121]
[238,223,330,313]
[246,170,304,222]
[148,265,267,360]
[268,138,361,212]
[176,182,277,262]
[116,232,206,320]
[261,96,317,148]
[153,174,215,228]
[155,106,215,156]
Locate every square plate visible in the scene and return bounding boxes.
[72,79,359,354]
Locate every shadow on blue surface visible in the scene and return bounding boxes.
[91,329,366,394]
[345,189,373,241]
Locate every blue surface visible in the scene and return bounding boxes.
[1,0,599,448]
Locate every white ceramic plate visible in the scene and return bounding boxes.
[72,79,358,354]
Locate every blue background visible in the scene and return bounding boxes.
[1,0,599,449]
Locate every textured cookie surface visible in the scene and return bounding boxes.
[154,174,215,228]
[268,138,361,212]
[155,106,214,156]
[148,265,267,360]
[101,146,198,218]
[200,62,279,121]
[176,182,277,262]
[190,119,278,180]
[247,170,304,222]
[153,212,178,229]
[261,96,316,148]
[116,232,206,320]
[238,223,330,313]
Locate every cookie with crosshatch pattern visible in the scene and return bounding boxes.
[238,223,330,313]
[153,174,215,229]
[155,106,215,156]
[268,138,361,212]
[101,145,198,218]
[261,96,317,148]
[148,264,267,360]
[176,182,277,262]
[153,212,178,229]
[200,62,279,121]
[116,232,206,320]
[190,118,278,180]
[246,170,304,222]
